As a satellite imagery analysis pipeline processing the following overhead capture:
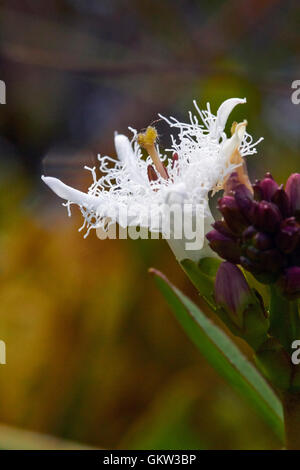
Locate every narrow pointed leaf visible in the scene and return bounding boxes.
[150,269,284,442]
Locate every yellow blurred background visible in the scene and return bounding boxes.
[0,0,298,449]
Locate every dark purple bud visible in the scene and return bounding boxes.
[212,220,237,238]
[251,201,282,233]
[253,181,264,201]
[245,245,261,262]
[242,226,257,240]
[218,196,249,234]
[286,173,300,214]
[277,267,300,300]
[253,232,273,250]
[234,184,253,217]
[224,172,240,195]
[260,249,285,274]
[253,173,279,202]
[240,256,261,275]
[206,230,241,264]
[215,262,252,328]
[276,217,300,254]
[272,186,290,218]
[288,244,300,267]
[240,256,279,284]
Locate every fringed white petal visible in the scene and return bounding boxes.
[213,97,246,138]
[42,176,100,210]
[114,134,135,163]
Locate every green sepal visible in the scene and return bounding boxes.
[216,290,269,351]
[180,257,221,308]
[269,285,300,353]
[254,338,292,391]
[242,294,270,350]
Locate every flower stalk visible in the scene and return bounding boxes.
[283,392,300,450]
[269,285,300,353]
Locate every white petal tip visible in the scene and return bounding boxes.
[41,175,59,186]
[41,176,69,200]
[114,133,128,142]
[114,134,133,162]
[215,97,248,136]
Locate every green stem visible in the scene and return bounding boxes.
[269,285,300,352]
[283,392,300,449]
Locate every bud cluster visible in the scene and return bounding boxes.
[207,172,300,299]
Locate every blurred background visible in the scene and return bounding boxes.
[0,0,299,450]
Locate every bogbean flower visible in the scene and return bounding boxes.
[42,98,262,262]
[206,172,300,299]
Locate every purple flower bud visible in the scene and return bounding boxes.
[242,226,273,250]
[260,249,285,274]
[240,255,280,284]
[277,266,300,300]
[206,230,241,264]
[212,220,236,238]
[240,256,261,276]
[215,262,252,327]
[218,196,249,234]
[253,232,273,250]
[242,226,257,240]
[244,245,261,262]
[251,201,282,233]
[208,172,300,289]
[289,246,300,267]
[276,217,300,254]
[223,172,240,195]
[253,173,278,202]
[253,181,263,201]
[234,184,253,217]
[286,173,300,214]
[272,186,290,218]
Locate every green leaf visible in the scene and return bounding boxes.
[150,268,284,442]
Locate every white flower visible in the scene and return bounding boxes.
[42,98,262,262]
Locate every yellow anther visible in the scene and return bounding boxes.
[137,126,168,180]
[137,126,158,148]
